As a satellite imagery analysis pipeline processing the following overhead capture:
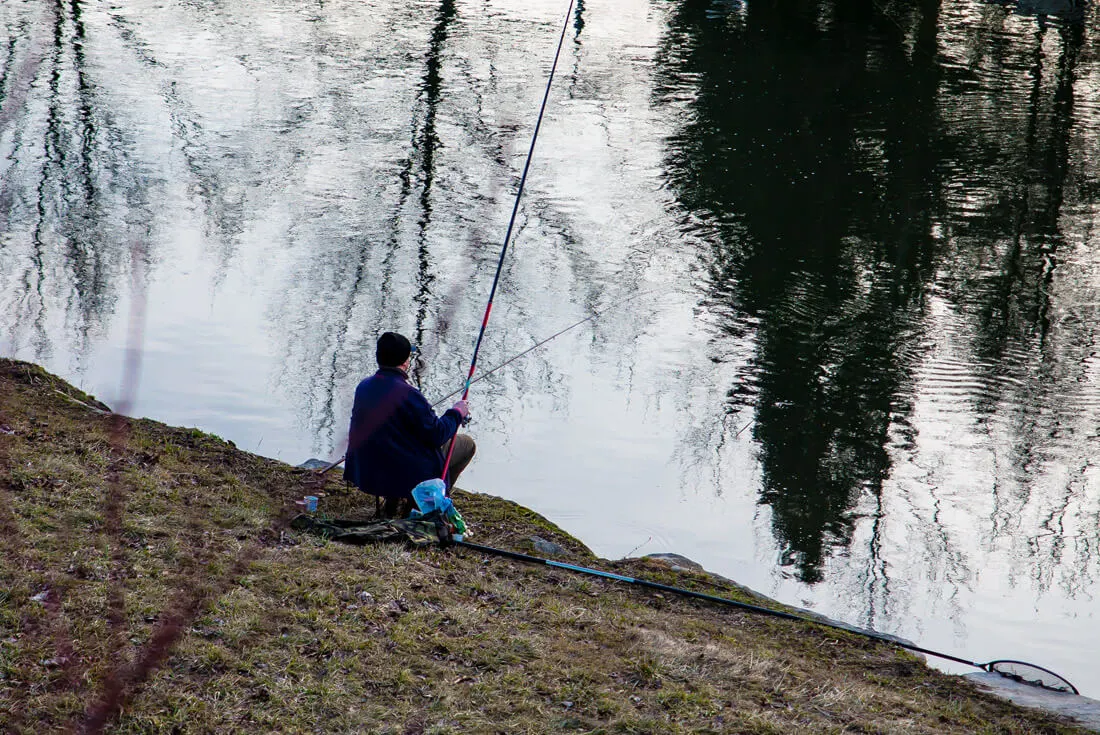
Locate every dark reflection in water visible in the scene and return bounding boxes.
[654,0,1099,587]
[655,0,941,583]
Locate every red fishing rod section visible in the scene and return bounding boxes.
[440,0,577,487]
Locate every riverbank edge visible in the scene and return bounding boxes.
[634,555,1100,732]
[1,357,1092,733]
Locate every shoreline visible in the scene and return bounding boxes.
[2,357,1095,733]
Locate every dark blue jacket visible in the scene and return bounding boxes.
[343,367,462,499]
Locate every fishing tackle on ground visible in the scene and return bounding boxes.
[290,511,1079,696]
[453,539,1080,696]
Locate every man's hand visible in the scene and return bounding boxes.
[452,400,470,420]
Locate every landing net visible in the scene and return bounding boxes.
[987,660,1079,695]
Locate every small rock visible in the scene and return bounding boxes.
[296,458,331,470]
[966,672,1100,731]
[530,535,568,557]
[357,591,374,603]
[643,553,705,572]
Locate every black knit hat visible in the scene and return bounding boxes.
[376,331,413,367]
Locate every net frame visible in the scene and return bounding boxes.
[984,660,1080,695]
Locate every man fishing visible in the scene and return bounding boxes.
[344,331,475,517]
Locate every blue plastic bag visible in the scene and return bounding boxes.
[410,479,467,536]
[411,479,449,515]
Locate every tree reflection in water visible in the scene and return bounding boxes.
[1,0,133,364]
[655,0,940,584]
[655,0,1100,605]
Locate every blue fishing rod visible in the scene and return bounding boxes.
[440,0,577,485]
[454,539,1080,696]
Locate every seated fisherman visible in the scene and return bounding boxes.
[344,331,475,516]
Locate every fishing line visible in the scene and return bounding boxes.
[430,288,652,408]
[440,0,577,485]
[455,539,1080,695]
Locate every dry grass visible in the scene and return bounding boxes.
[0,358,1087,734]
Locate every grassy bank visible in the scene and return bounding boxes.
[0,358,1085,734]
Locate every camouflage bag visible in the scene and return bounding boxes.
[290,511,452,548]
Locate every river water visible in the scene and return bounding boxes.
[3,0,1099,697]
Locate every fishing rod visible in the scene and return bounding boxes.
[454,539,1081,696]
[317,290,650,475]
[439,0,577,486]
